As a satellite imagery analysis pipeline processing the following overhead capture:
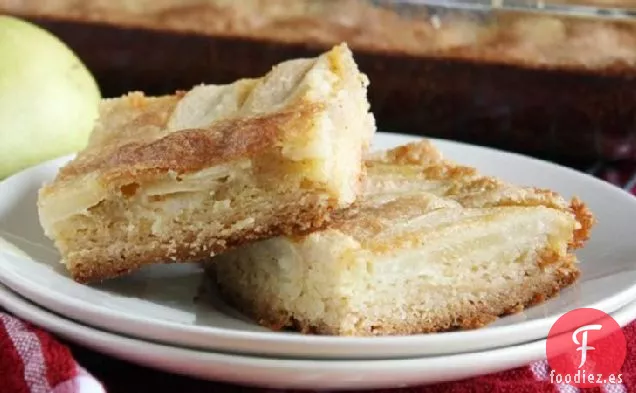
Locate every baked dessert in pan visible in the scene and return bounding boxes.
[206,140,594,336]
[5,0,636,67]
[37,43,375,283]
[3,0,636,160]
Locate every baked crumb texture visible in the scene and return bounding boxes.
[208,140,595,336]
[37,43,375,283]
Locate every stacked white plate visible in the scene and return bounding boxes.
[1,132,636,390]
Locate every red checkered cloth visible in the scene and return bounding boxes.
[0,313,105,393]
[0,312,105,393]
[0,306,634,393]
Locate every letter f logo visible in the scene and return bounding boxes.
[572,324,603,368]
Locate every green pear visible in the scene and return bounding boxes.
[0,16,101,179]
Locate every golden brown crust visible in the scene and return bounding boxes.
[54,98,321,187]
[368,140,444,166]
[69,200,333,283]
[212,252,580,336]
[352,141,595,251]
[569,197,596,248]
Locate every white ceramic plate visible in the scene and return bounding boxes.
[1,132,636,360]
[1,282,635,390]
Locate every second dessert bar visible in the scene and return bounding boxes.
[207,140,594,336]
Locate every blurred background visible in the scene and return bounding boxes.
[3,0,636,177]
